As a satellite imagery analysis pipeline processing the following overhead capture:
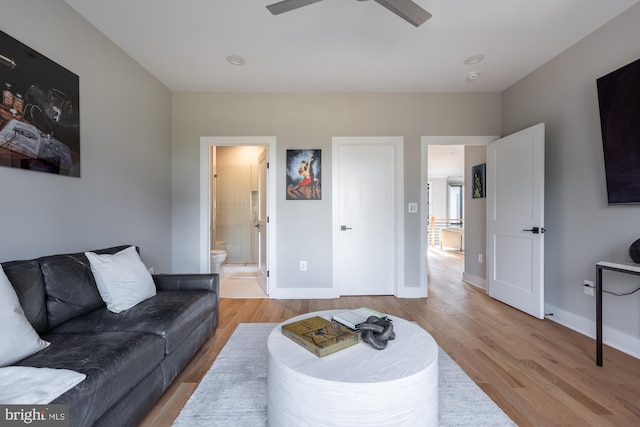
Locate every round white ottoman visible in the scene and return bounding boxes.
[267,310,438,426]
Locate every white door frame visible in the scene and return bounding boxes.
[199,137,277,295]
[420,136,498,296]
[256,149,268,293]
[332,136,404,297]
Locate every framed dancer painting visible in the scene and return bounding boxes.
[286,149,321,200]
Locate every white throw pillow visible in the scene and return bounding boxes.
[0,265,50,367]
[85,246,156,313]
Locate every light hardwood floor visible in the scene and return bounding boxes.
[139,250,640,426]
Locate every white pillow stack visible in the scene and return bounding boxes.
[85,246,156,313]
[0,265,50,367]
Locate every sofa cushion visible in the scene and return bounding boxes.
[16,332,164,427]
[0,265,50,367]
[93,365,164,427]
[39,246,131,329]
[85,246,156,313]
[51,290,217,354]
[0,259,48,334]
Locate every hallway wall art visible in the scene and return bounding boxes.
[472,163,486,198]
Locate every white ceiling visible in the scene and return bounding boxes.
[64,0,639,93]
[428,145,464,179]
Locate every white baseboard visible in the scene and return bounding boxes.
[397,285,428,298]
[545,303,640,360]
[269,287,338,299]
[270,285,428,299]
[462,272,486,290]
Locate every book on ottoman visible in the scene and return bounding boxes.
[281,316,359,357]
[332,307,389,330]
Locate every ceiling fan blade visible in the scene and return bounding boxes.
[266,0,324,15]
[373,0,432,27]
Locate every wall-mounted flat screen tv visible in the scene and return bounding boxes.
[597,57,640,204]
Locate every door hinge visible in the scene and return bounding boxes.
[267,270,270,278]
[267,216,269,223]
[267,162,269,169]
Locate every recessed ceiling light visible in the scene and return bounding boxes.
[464,54,485,65]
[227,55,246,66]
[467,71,480,81]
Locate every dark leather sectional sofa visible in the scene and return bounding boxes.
[1,245,219,427]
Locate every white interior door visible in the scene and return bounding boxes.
[335,142,396,295]
[256,149,268,293]
[487,123,545,319]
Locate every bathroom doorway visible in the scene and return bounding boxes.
[200,136,276,298]
[212,145,265,297]
[211,146,261,262]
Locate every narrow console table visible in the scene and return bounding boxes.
[595,261,640,366]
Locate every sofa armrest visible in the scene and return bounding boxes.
[152,274,219,293]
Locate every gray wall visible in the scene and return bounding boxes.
[4,0,638,357]
[428,177,448,219]
[0,0,173,271]
[172,93,501,292]
[464,145,487,283]
[502,3,640,355]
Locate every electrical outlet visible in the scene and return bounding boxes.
[478,254,483,264]
[584,280,594,296]
[299,261,307,271]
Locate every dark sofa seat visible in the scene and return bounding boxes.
[17,332,164,427]
[1,245,219,427]
[51,290,217,354]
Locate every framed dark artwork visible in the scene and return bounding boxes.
[472,163,486,199]
[0,30,80,177]
[286,149,321,200]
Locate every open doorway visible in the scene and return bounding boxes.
[212,147,261,258]
[199,136,276,298]
[421,136,497,296]
[427,145,465,255]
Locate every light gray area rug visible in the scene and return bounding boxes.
[173,323,516,427]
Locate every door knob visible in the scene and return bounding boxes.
[340,225,352,231]
[523,227,545,234]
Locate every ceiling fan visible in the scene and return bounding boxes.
[266,0,432,27]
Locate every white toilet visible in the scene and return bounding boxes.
[210,249,227,274]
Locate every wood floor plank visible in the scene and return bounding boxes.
[137,249,640,427]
